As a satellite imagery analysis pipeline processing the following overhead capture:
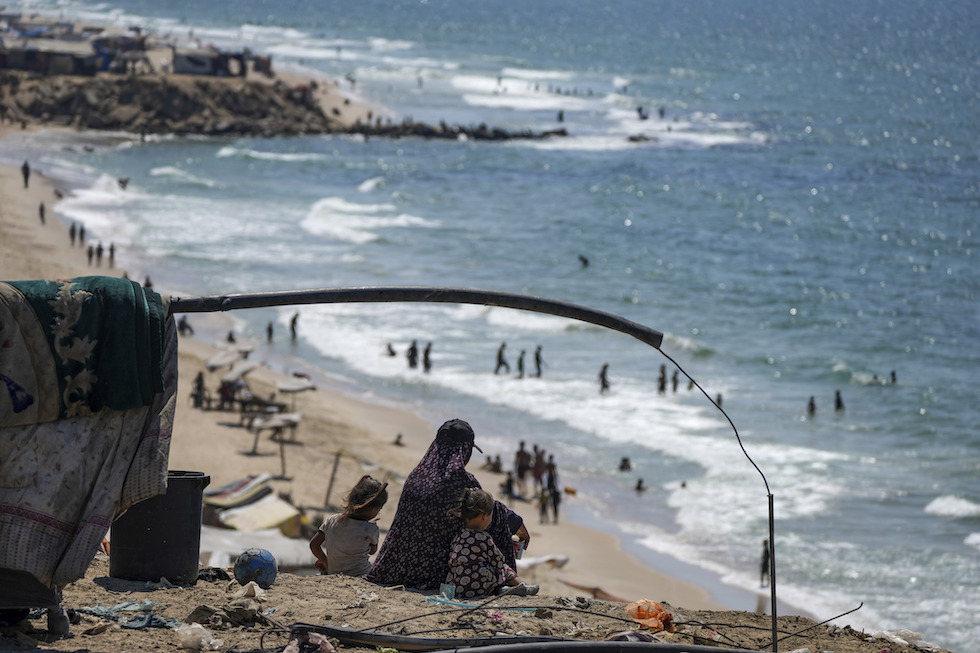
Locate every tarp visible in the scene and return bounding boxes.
[219,493,301,536]
[0,277,175,594]
[199,525,312,569]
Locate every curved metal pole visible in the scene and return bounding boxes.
[169,286,664,351]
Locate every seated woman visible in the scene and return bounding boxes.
[365,419,529,590]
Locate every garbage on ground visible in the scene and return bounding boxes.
[872,630,941,652]
[625,599,675,633]
[177,622,224,651]
[282,630,335,653]
[82,621,121,636]
[197,567,231,583]
[122,611,181,629]
[185,598,278,628]
[605,629,665,642]
[77,599,162,622]
[231,580,267,599]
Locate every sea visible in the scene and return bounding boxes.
[1,0,978,650]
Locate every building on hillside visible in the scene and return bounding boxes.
[170,46,247,77]
[0,38,99,75]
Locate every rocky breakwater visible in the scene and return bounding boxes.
[350,118,568,141]
[0,70,338,136]
[0,70,568,141]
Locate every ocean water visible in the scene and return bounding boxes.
[2,0,978,650]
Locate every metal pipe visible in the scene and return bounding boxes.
[169,286,664,351]
[769,493,777,652]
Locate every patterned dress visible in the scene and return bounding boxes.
[365,420,520,590]
[446,527,518,598]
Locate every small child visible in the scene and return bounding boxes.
[445,488,539,598]
[309,475,388,576]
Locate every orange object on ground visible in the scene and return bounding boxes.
[626,599,675,633]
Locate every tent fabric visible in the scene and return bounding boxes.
[0,277,176,592]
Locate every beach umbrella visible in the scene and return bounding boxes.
[276,377,315,410]
[221,360,259,384]
[204,348,240,371]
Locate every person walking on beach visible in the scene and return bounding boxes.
[86,245,94,266]
[108,242,115,268]
[532,446,546,493]
[534,345,545,377]
[309,475,388,576]
[290,312,299,341]
[177,315,194,336]
[21,161,30,188]
[599,364,610,394]
[423,342,432,373]
[38,202,45,224]
[538,488,551,524]
[69,222,77,246]
[78,224,85,245]
[760,539,771,587]
[657,364,667,395]
[406,340,419,368]
[500,472,515,505]
[516,350,525,379]
[514,441,531,498]
[95,242,104,267]
[266,321,274,343]
[546,454,561,523]
[495,342,510,374]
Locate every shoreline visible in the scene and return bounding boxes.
[0,147,728,611]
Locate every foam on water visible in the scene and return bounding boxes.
[300,197,437,244]
[924,496,980,519]
[54,174,142,246]
[216,146,328,163]
[358,176,387,193]
[149,166,218,188]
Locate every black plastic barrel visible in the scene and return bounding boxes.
[110,470,210,585]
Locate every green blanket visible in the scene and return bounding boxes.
[1,276,167,423]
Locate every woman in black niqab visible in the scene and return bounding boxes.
[365,419,527,589]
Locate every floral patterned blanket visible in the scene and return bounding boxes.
[0,277,175,591]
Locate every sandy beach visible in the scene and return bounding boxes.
[0,136,721,609]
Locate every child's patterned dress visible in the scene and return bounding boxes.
[445,527,518,598]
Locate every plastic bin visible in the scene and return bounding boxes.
[110,470,210,585]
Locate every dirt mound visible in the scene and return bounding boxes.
[2,556,952,653]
